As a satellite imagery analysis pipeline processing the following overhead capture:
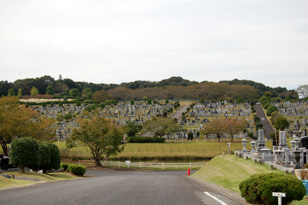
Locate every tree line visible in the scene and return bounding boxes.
[0,75,298,101]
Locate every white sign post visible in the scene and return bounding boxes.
[126,160,130,168]
[272,192,286,205]
[227,142,231,154]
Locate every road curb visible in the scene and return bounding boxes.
[188,176,249,204]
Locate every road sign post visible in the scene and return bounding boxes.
[272,192,286,205]
[126,160,130,168]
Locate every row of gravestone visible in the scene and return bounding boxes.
[190,103,251,117]
[275,101,308,116]
[32,102,176,140]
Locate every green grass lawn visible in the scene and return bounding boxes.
[55,140,273,162]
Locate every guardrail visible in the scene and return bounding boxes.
[101,161,206,169]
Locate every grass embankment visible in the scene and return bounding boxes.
[56,140,273,162]
[0,171,78,190]
[192,155,283,193]
[193,155,308,205]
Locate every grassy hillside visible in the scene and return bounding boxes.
[0,172,77,190]
[192,155,283,192]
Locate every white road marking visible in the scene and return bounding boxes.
[204,192,228,205]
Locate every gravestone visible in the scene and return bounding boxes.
[279,131,288,148]
[256,129,266,153]
[301,136,308,149]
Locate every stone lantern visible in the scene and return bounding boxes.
[250,140,256,154]
[293,148,301,169]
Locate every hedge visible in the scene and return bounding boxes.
[68,164,87,176]
[128,137,165,143]
[60,163,71,171]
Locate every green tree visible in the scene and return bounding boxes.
[266,104,278,116]
[274,116,289,131]
[30,87,39,96]
[46,85,55,95]
[141,117,182,138]
[17,88,22,98]
[72,111,124,166]
[82,87,92,99]
[125,122,142,137]
[7,88,15,97]
[10,137,40,172]
[69,88,80,98]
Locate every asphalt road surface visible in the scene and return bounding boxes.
[0,170,241,205]
[169,105,189,120]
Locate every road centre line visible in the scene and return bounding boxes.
[204,192,228,205]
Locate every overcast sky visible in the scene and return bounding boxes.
[1,0,307,89]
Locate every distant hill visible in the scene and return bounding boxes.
[120,76,198,89]
[219,79,290,98]
[0,76,298,101]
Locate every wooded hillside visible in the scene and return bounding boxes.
[0,76,298,101]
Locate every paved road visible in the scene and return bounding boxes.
[255,104,274,138]
[0,170,241,205]
[169,105,189,120]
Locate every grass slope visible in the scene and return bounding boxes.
[0,172,77,190]
[192,155,283,192]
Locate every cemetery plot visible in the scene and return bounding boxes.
[30,101,259,141]
[274,101,308,137]
[178,102,255,139]
[32,101,177,140]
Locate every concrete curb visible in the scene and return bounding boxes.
[188,176,249,204]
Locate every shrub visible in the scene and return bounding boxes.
[48,144,61,170]
[10,137,40,171]
[187,132,194,140]
[239,173,306,205]
[263,101,271,109]
[68,164,87,176]
[253,115,260,123]
[266,104,278,116]
[128,137,165,143]
[256,122,263,129]
[38,143,51,173]
[60,163,71,171]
